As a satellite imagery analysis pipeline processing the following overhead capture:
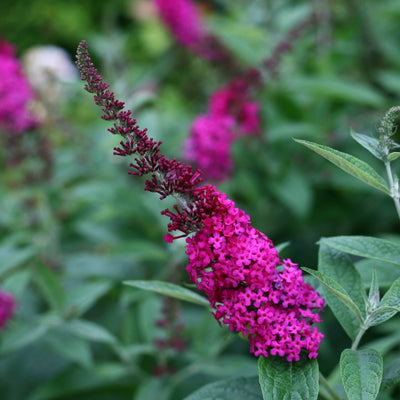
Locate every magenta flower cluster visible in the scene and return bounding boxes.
[0,39,38,134]
[0,290,16,329]
[153,0,230,61]
[186,186,324,361]
[153,0,205,51]
[185,77,260,181]
[76,41,324,361]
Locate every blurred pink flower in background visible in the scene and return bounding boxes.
[153,0,205,49]
[184,114,236,181]
[0,39,38,134]
[184,77,260,182]
[0,290,16,329]
[152,0,231,61]
[209,78,260,135]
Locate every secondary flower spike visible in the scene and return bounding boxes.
[184,75,261,181]
[76,40,324,361]
[0,38,38,134]
[153,0,232,62]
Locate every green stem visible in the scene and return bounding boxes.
[319,372,342,400]
[384,161,400,222]
[351,326,367,351]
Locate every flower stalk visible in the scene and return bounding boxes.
[75,40,325,361]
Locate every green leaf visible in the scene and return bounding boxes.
[271,169,312,218]
[64,281,112,317]
[27,363,130,400]
[46,329,93,368]
[355,259,400,288]
[275,241,290,255]
[294,139,390,194]
[340,349,383,400]
[135,377,172,400]
[368,270,379,303]
[63,319,117,344]
[318,245,365,340]
[381,357,400,391]
[2,269,31,296]
[123,280,209,307]
[0,245,35,277]
[319,236,400,266]
[288,77,385,106]
[302,267,363,326]
[258,356,319,400]
[33,262,65,311]
[183,376,261,400]
[381,277,400,308]
[0,321,49,354]
[268,123,320,142]
[368,306,400,326]
[351,130,383,160]
[208,17,267,65]
[368,277,400,325]
[388,152,400,162]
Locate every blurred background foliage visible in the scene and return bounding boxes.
[0,0,400,399]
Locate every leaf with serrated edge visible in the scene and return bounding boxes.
[302,267,363,325]
[319,236,400,266]
[258,356,319,400]
[124,280,209,307]
[318,245,365,340]
[340,349,383,400]
[294,139,390,194]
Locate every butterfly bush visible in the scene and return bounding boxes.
[0,39,38,134]
[0,290,16,329]
[76,40,324,361]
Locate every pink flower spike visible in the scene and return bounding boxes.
[153,0,205,49]
[0,38,39,134]
[185,187,325,361]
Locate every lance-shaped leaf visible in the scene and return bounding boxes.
[340,349,383,400]
[380,276,400,308]
[367,306,400,327]
[319,236,400,266]
[302,267,363,326]
[123,280,209,307]
[351,130,383,160]
[368,277,400,326]
[318,245,365,340]
[368,270,379,303]
[294,139,390,194]
[258,356,319,400]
